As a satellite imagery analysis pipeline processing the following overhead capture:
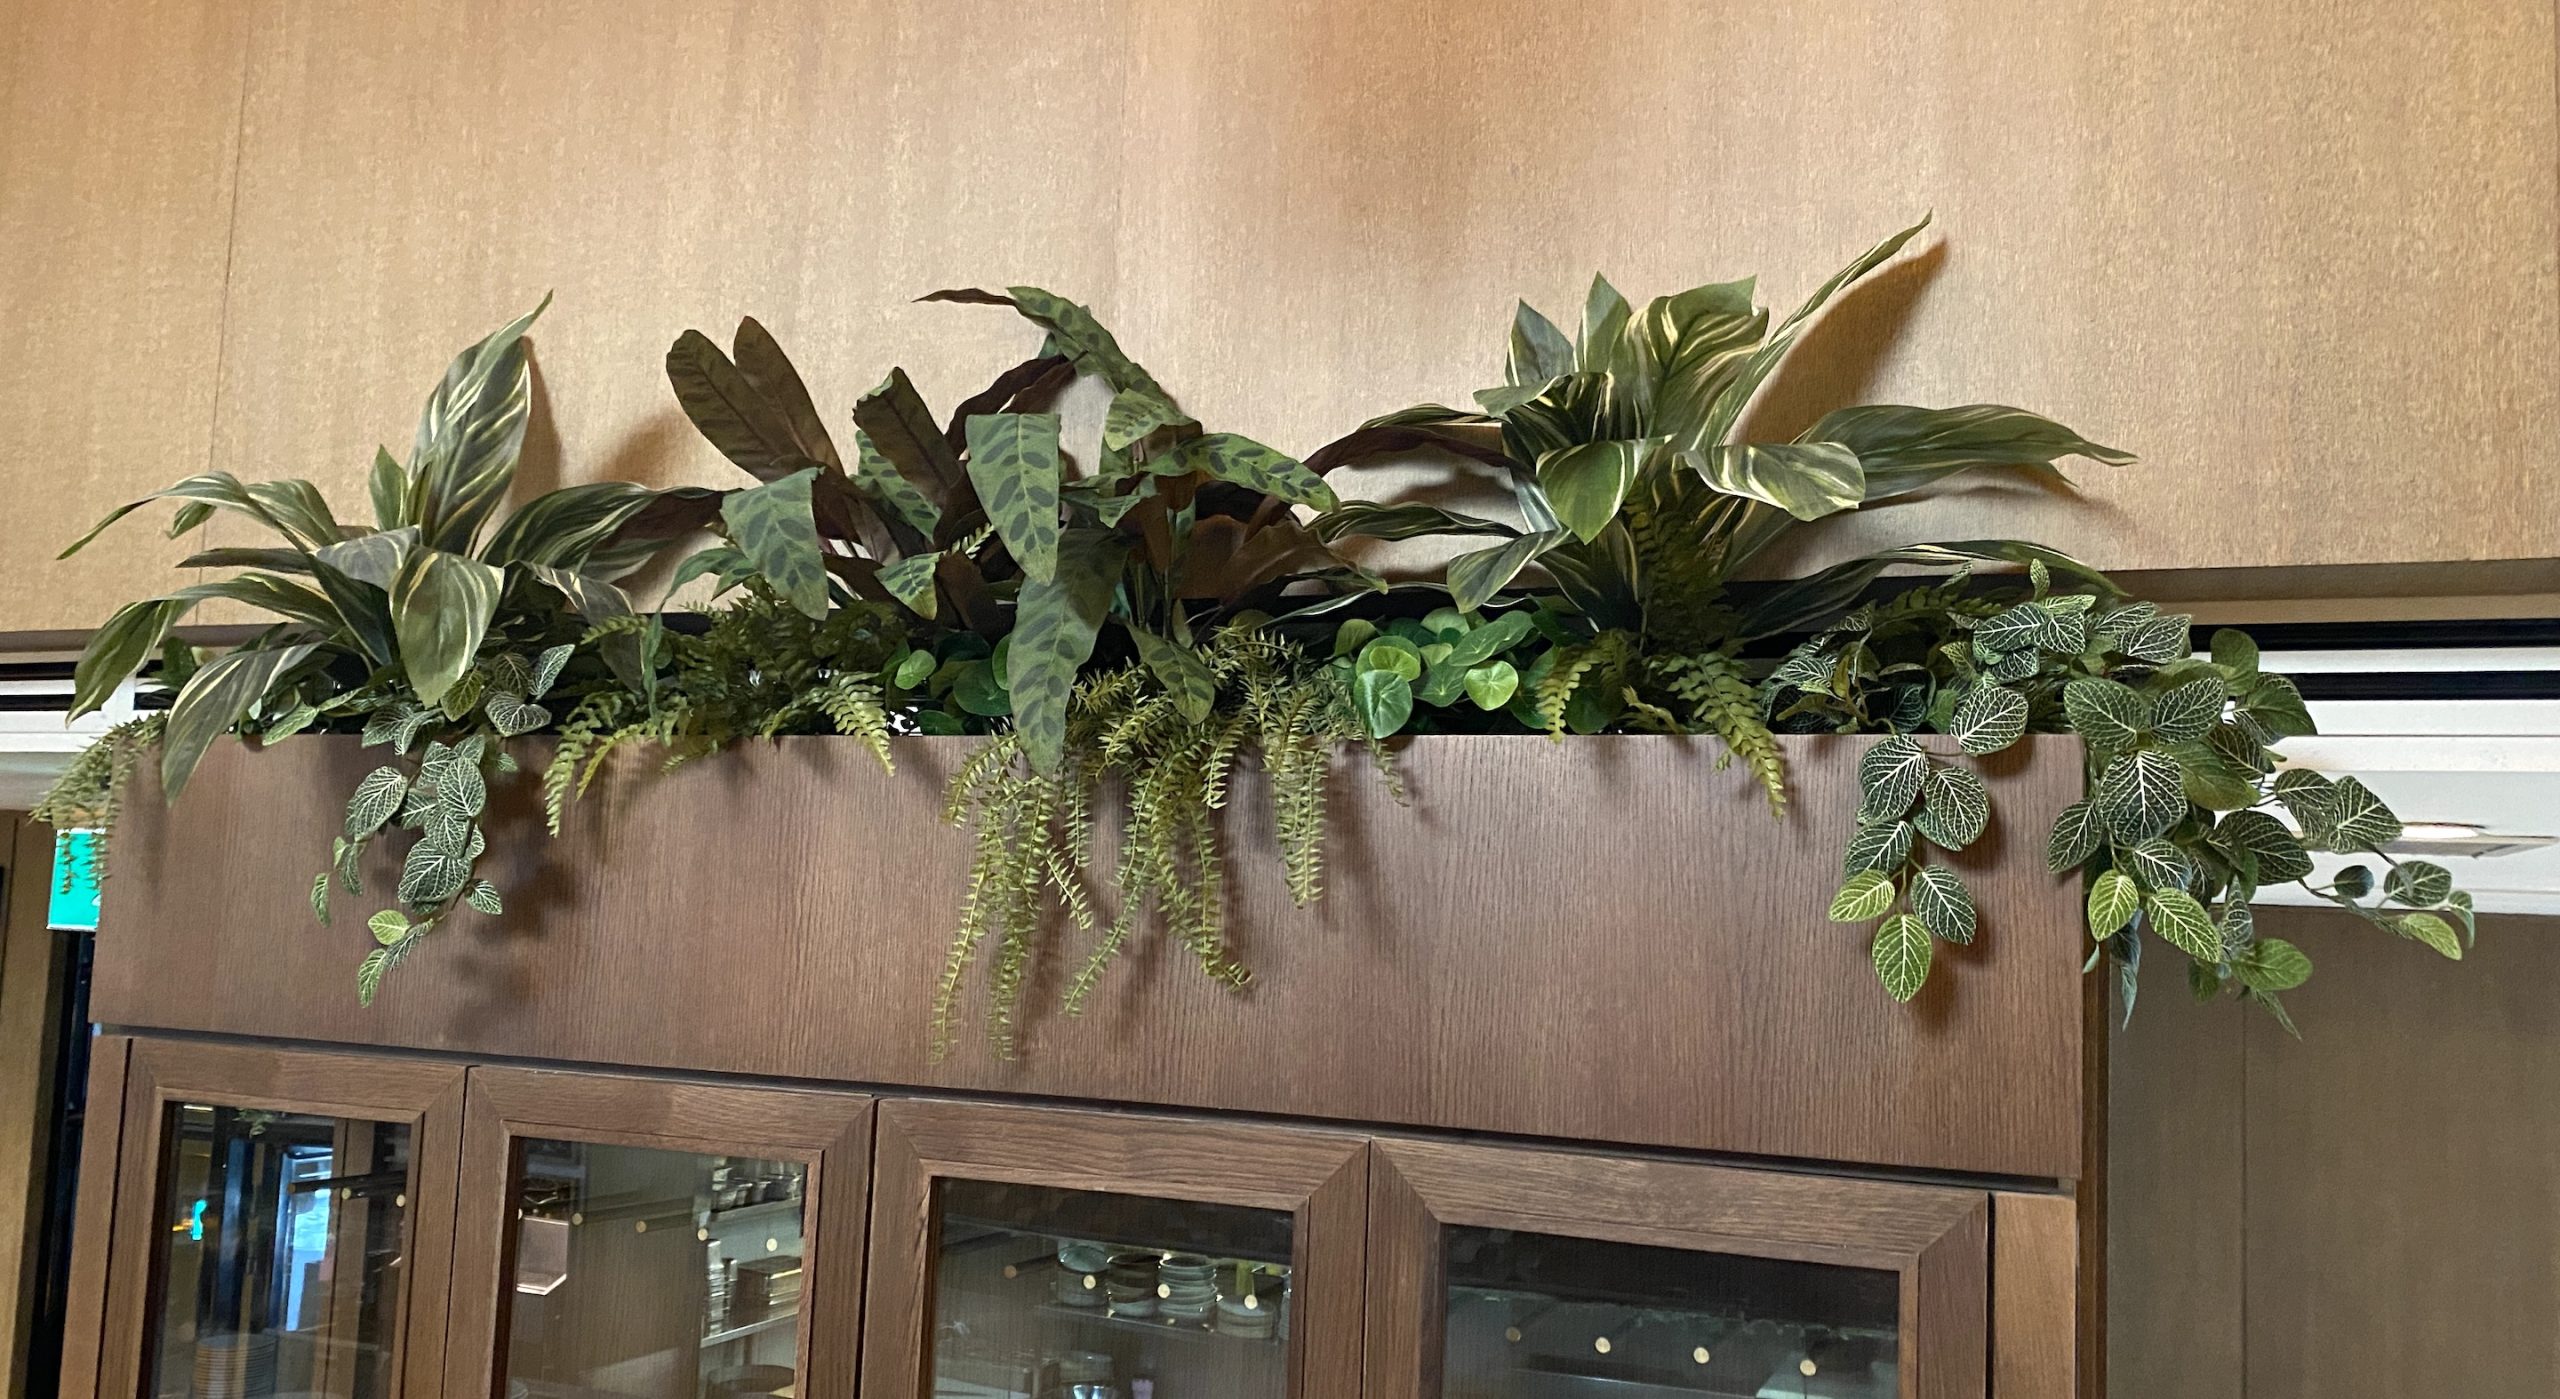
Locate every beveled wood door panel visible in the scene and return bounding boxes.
[1365,1136,1990,1399]
[444,1068,871,1399]
[860,1098,1367,1398]
[56,1034,132,1399]
[94,1041,465,1399]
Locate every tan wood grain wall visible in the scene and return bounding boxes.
[4,0,2555,634]
[2110,906,2560,1397]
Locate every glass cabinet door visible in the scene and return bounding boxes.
[861,1100,1367,1399]
[93,1042,465,1399]
[1368,1139,1990,1399]
[445,1069,871,1399]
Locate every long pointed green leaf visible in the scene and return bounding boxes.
[406,298,545,551]
[60,472,301,559]
[731,316,840,469]
[666,328,805,479]
[1507,301,1574,386]
[1537,439,1657,543]
[392,549,505,705]
[1695,216,1931,448]
[524,565,644,690]
[369,447,407,529]
[854,367,969,518]
[1805,403,2135,502]
[161,640,319,796]
[1684,441,1864,521]
[1447,529,1571,611]
[964,413,1063,583]
[314,527,418,589]
[70,597,191,717]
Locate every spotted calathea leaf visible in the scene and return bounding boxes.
[1006,529,1128,773]
[1908,865,1978,943]
[1951,684,2028,755]
[2087,868,2140,939]
[1914,764,1990,849]
[1174,433,1338,510]
[1104,389,1187,450]
[1856,735,1929,823]
[719,465,829,619]
[1827,869,1897,922]
[2145,888,2220,961]
[345,766,410,842]
[878,553,941,619]
[1129,626,1217,725]
[1871,912,1933,1002]
[2096,749,2185,841]
[965,413,1063,584]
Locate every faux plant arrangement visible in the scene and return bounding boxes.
[38,219,2472,1050]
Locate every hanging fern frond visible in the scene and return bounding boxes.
[31,714,169,891]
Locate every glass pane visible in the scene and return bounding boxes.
[928,1179,1292,1399]
[142,1104,413,1399]
[501,1140,807,1399]
[1442,1225,1900,1399]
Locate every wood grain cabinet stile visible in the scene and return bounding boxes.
[443,1068,873,1399]
[1364,1136,1992,1399]
[86,1040,467,1399]
[860,1098,1369,1399]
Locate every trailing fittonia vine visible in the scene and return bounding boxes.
[1770,563,2469,1024]
[38,217,2471,1051]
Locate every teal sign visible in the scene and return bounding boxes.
[48,829,100,931]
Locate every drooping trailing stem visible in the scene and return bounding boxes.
[936,628,1393,1059]
[31,714,167,891]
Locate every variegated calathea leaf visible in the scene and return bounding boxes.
[1445,529,1570,612]
[162,640,320,797]
[1804,402,2134,504]
[720,465,830,619]
[1536,439,1657,542]
[1683,441,1864,522]
[392,548,504,706]
[406,298,545,551]
[965,413,1063,584]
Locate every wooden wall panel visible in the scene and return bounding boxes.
[1110,0,2560,584]
[203,0,1131,540]
[2241,907,2560,1397]
[0,0,247,633]
[2107,952,2246,1399]
[2110,906,2560,1396]
[10,0,2557,634]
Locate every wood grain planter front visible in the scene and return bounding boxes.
[96,733,2087,1179]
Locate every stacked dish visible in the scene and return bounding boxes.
[1156,1253,1216,1323]
[1214,1271,1286,1340]
[1054,1240,1109,1307]
[1104,1252,1160,1317]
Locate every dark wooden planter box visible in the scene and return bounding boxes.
[94,733,2088,1179]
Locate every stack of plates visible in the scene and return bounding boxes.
[193,1332,278,1399]
[1104,1253,1159,1317]
[1156,1254,1215,1323]
[1054,1240,1108,1307]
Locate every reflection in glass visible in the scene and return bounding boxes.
[501,1140,806,1399]
[1442,1226,1900,1398]
[143,1104,413,1399]
[928,1179,1291,1398]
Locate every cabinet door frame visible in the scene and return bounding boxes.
[444,1067,872,1399]
[94,1038,467,1399]
[1367,1136,1990,1399]
[861,1098,1368,1398]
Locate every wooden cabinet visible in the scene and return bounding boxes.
[862,1099,1368,1398]
[443,1069,872,1399]
[63,1038,2060,1399]
[85,1040,465,1399]
[1365,1138,1990,1399]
